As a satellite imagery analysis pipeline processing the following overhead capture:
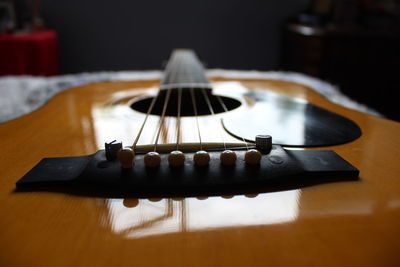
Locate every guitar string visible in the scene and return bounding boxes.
[153,89,171,152]
[131,95,158,149]
[201,89,227,150]
[172,53,184,151]
[190,88,203,151]
[131,53,177,149]
[186,60,205,152]
[153,53,184,152]
[175,87,182,151]
[215,95,249,150]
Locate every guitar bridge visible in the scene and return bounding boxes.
[16,145,359,198]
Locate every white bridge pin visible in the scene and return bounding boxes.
[245,149,262,165]
[117,147,135,169]
[144,151,161,168]
[220,150,237,166]
[168,150,185,167]
[194,150,210,166]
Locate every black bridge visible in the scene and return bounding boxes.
[16,145,359,198]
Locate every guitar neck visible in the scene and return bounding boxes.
[160,49,212,91]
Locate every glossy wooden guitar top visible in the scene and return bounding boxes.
[1,78,400,267]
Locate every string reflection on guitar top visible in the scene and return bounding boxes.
[104,190,301,239]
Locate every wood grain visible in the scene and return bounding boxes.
[0,78,399,267]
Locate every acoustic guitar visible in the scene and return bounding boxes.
[1,49,399,266]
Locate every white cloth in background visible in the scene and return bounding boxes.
[0,70,381,123]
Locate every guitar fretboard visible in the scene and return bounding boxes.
[160,49,211,90]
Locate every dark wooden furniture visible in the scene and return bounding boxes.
[281,23,400,121]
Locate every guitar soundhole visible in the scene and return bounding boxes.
[130,91,241,116]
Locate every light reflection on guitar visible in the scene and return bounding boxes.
[104,190,301,239]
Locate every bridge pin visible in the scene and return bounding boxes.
[117,147,135,168]
[245,149,262,165]
[168,150,185,167]
[144,151,161,168]
[220,150,237,166]
[194,150,210,166]
[255,135,272,153]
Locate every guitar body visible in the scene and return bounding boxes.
[1,75,400,266]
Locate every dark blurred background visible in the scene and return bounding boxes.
[1,0,400,120]
[11,0,309,71]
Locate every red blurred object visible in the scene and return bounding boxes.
[0,30,59,76]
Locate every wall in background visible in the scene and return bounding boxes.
[36,0,308,73]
